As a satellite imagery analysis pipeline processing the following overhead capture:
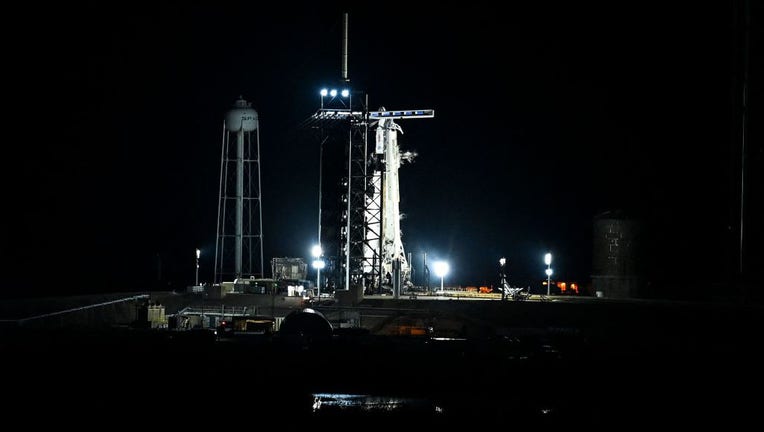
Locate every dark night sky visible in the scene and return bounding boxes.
[3,2,762,299]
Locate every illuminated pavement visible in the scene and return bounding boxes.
[363,292,572,302]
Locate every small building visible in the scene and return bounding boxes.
[271,257,308,281]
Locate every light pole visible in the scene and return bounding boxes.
[423,252,429,293]
[197,247,203,329]
[433,261,449,294]
[499,257,507,300]
[320,88,328,109]
[316,94,326,296]
[544,253,553,296]
[312,245,324,299]
[195,248,200,286]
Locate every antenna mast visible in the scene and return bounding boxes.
[342,13,349,82]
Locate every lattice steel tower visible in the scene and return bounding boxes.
[311,14,433,295]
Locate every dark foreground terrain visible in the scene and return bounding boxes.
[2,299,762,428]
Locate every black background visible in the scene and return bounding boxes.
[2,1,761,299]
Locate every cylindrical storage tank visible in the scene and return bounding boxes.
[592,212,643,298]
[226,97,258,132]
[278,308,333,348]
[279,308,333,338]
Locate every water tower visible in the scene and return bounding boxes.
[214,97,264,283]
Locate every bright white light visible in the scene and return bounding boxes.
[312,259,325,270]
[341,89,350,98]
[499,257,506,266]
[311,244,322,258]
[196,248,201,259]
[433,261,449,278]
[320,88,328,97]
[330,89,338,97]
[544,253,552,265]
[545,268,553,276]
